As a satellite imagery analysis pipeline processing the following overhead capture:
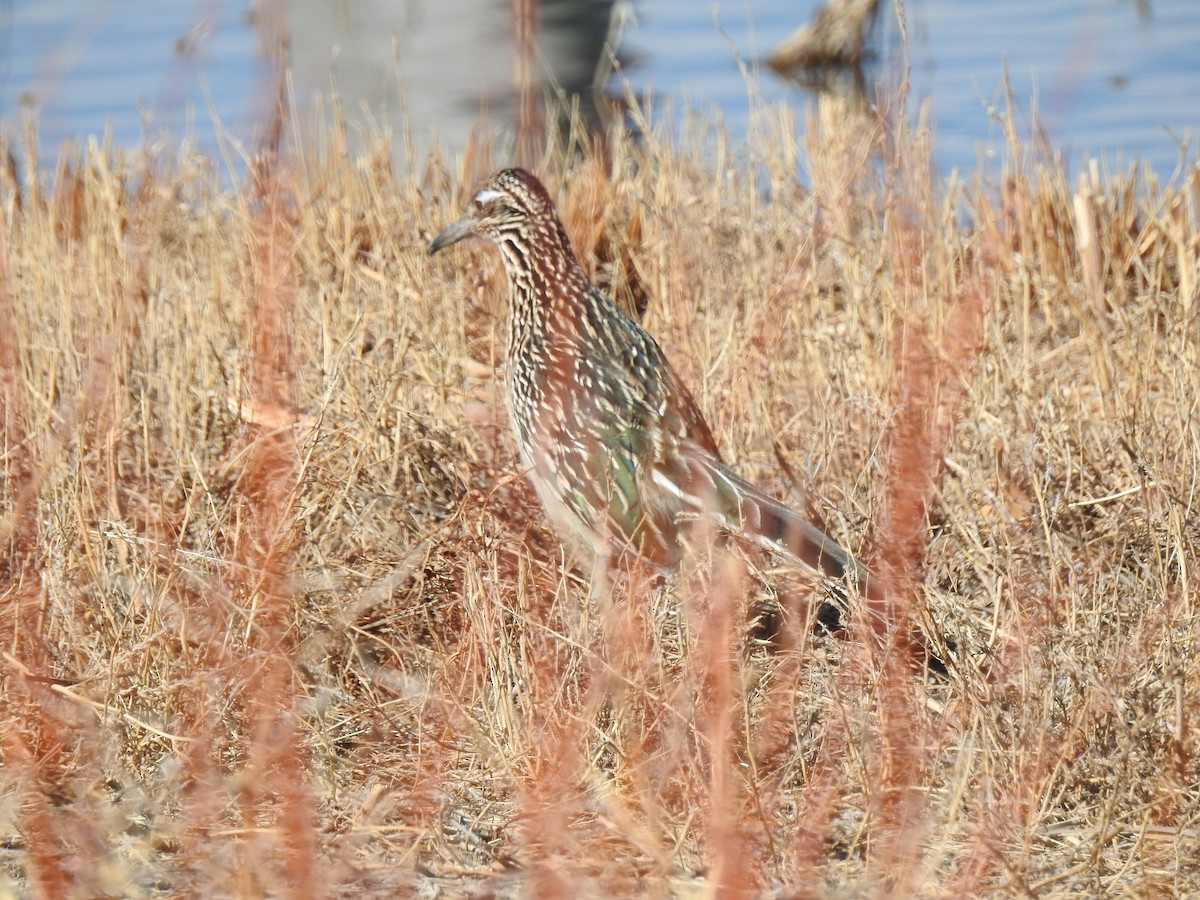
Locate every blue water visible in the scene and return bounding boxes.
[0,0,268,159]
[0,0,1196,180]
[621,0,1200,178]
[913,0,1200,176]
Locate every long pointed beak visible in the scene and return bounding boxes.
[429,216,476,255]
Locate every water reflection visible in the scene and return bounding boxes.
[287,0,619,165]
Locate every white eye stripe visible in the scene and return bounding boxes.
[474,189,505,205]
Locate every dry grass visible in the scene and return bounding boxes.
[1,84,1198,897]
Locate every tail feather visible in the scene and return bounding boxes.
[660,447,945,672]
[738,481,856,577]
[660,445,876,597]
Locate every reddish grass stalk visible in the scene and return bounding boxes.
[869,220,986,887]
[790,184,989,893]
[0,208,78,896]
[516,551,624,892]
[220,144,317,895]
[513,0,545,167]
[870,218,987,891]
[521,615,583,894]
[694,551,757,898]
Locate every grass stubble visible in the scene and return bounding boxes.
[0,75,1198,897]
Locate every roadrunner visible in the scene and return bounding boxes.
[431,168,876,601]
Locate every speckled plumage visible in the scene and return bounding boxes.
[432,168,870,593]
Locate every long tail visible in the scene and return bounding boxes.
[661,446,877,599]
[721,466,878,597]
[659,446,951,671]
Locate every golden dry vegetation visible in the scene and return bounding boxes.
[1,90,1198,896]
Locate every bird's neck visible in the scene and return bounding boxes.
[498,231,592,357]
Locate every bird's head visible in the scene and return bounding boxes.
[430,168,561,255]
